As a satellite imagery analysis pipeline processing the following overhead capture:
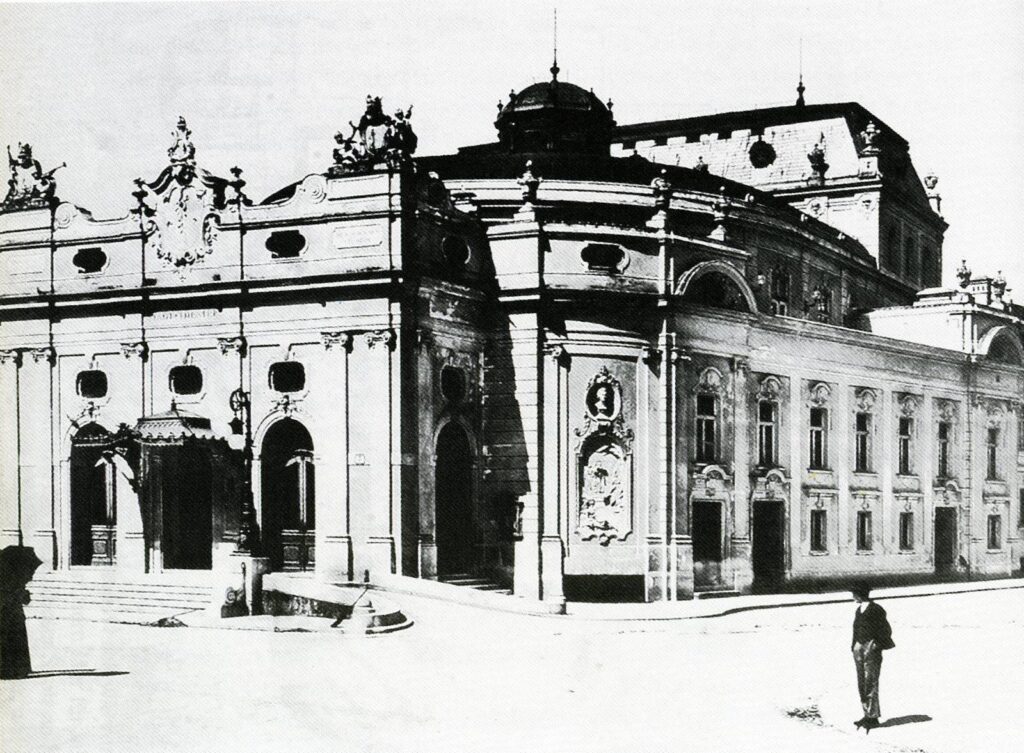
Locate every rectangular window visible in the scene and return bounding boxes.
[809,407,828,470]
[770,268,790,316]
[1018,416,1024,452]
[810,509,827,552]
[695,394,717,463]
[757,400,777,467]
[987,514,1002,550]
[987,428,1000,480]
[898,416,914,475]
[937,422,951,478]
[854,412,871,472]
[856,511,873,551]
[899,512,914,551]
[1019,489,1024,530]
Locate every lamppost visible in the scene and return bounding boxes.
[230,387,260,555]
[226,166,260,555]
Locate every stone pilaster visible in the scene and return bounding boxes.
[361,328,397,579]
[670,347,694,599]
[0,350,22,548]
[24,347,56,569]
[730,356,753,593]
[540,342,566,612]
[318,331,354,581]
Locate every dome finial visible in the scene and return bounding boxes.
[796,37,806,106]
[550,7,560,81]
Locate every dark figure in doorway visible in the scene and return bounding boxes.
[851,582,895,732]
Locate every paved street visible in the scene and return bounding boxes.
[2,588,1021,753]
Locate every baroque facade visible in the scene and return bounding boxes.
[1,68,1022,609]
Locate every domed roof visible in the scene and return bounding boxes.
[495,62,616,154]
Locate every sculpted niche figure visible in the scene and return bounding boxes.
[3,143,63,211]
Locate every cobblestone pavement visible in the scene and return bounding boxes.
[2,588,1021,753]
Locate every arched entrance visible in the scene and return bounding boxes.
[434,421,474,576]
[260,418,315,572]
[69,423,115,566]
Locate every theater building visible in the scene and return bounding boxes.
[1,66,1021,609]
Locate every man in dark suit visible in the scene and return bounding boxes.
[851,582,895,731]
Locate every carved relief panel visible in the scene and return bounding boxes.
[574,366,634,545]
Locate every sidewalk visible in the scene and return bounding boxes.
[375,573,1024,621]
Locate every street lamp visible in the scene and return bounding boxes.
[230,387,260,555]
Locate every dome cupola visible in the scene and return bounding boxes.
[495,60,616,154]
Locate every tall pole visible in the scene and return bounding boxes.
[228,167,260,555]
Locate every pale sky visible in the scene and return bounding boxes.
[2,0,1022,288]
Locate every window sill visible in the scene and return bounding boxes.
[809,549,829,556]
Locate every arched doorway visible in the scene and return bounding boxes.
[69,423,115,566]
[261,418,315,572]
[434,422,474,576]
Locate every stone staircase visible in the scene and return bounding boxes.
[438,573,512,595]
[24,569,214,625]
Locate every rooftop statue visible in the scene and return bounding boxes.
[2,143,64,211]
[328,96,417,177]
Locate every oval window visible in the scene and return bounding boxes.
[73,247,107,274]
[266,230,307,259]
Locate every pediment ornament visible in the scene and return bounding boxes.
[756,375,782,402]
[808,381,832,406]
[854,387,877,412]
[137,118,228,269]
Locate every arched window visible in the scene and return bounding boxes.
[676,261,758,314]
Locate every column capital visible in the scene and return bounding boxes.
[321,331,354,352]
[120,341,149,360]
[217,336,247,356]
[29,346,55,365]
[641,345,662,364]
[543,343,568,366]
[668,347,690,365]
[365,329,397,351]
[0,349,22,367]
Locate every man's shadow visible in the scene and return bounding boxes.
[879,714,932,728]
[23,669,129,679]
